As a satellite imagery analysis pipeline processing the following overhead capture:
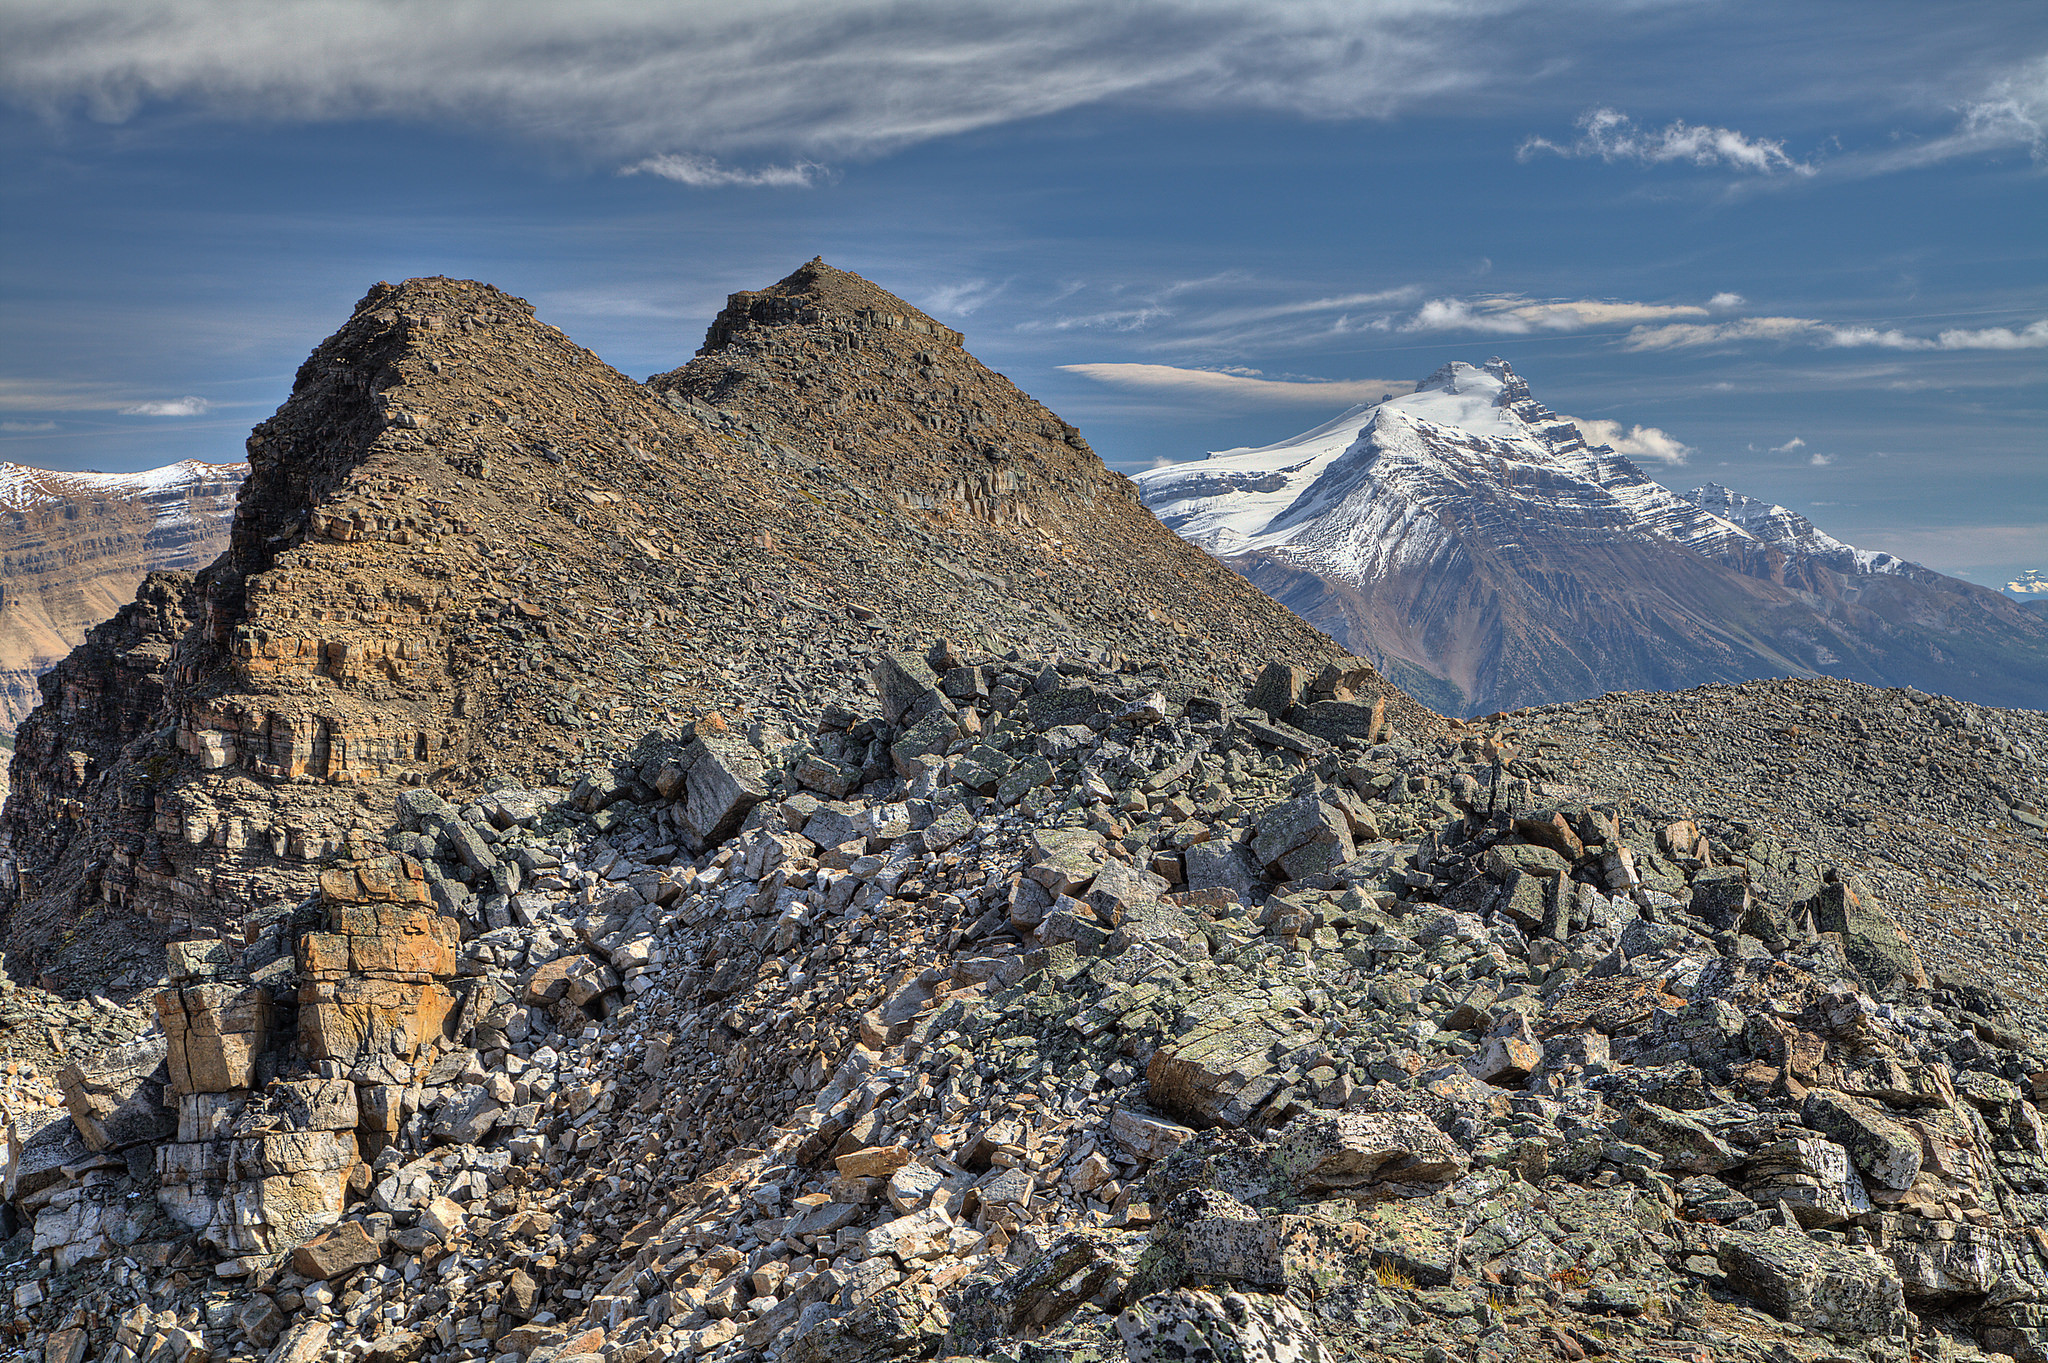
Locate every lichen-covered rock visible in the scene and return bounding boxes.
[1118,1287,1330,1363]
[1717,1229,1908,1336]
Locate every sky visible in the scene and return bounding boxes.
[2,1,2044,592]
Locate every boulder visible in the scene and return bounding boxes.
[1251,796,1355,881]
[156,983,275,1096]
[1717,1229,1907,1335]
[1118,1287,1331,1363]
[58,1032,173,1151]
[675,733,771,848]
[1273,1109,1466,1192]
[1802,878,1927,994]
[1802,1089,1922,1191]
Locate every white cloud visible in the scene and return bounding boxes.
[1708,292,1745,310]
[1625,313,2048,352]
[1772,437,1806,452]
[1060,363,1416,405]
[120,396,211,416]
[1809,452,1835,467]
[0,419,57,431]
[1519,107,1812,175]
[1570,417,1692,465]
[1935,319,2048,349]
[0,1,1535,162]
[620,154,826,188]
[1404,294,1710,335]
[1846,54,2048,176]
[918,279,1006,318]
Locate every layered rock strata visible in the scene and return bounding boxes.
[4,264,1363,983]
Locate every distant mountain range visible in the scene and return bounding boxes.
[1138,358,2048,713]
[0,459,242,733]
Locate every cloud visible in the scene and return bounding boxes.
[120,396,211,416]
[0,420,58,432]
[1772,437,1806,452]
[1570,417,1692,466]
[620,154,827,187]
[1519,107,1812,175]
[1707,292,1745,310]
[1404,294,1711,335]
[1625,313,2048,352]
[918,279,1006,318]
[0,1,1539,162]
[1844,54,2048,176]
[1809,452,1835,467]
[1935,319,2048,349]
[1060,363,1417,406]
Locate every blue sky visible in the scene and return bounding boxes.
[2,1,2043,591]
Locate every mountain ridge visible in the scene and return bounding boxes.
[1138,359,2048,713]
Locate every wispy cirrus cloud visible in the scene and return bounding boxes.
[1624,314,2048,352]
[0,0,1542,178]
[1060,363,1416,406]
[1519,107,1813,175]
[620,154,828,188]
[120,396,212,416]
[1403,294,1719,335]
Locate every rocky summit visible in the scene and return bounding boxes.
[2,267,2048,1363]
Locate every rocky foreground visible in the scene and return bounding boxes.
[6,639,2048,1363]
[5,264,2048,1363]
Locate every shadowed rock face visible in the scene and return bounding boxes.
[0,460,241,734]
[1139,359,2048,715]
[3,263,1380,980]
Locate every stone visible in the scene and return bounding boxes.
[272,1078,360,1131]
[1801,1089,1922,1191]
[1802,878,1928,994]
[1717,1229,1908,1335]
[1274,1109,1467,1192]
[1244,664,1310,722]
[419,1194,467,1239]
[862,1206,952,1262]
[157,982,274,1095]
[157,1129,354,1255]
[290,1218,386,1279]
[675,732,771,848]
[1251,796,1354,880]
[1118,1287,1331,1363]
[59,1031,174,1151]
[1110,1108,1198,1163]
[837,1144,913,1179]
[1740,1137,1872,1228]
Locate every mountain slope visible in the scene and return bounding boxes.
[4,263,1419,979]
[0,459,241,732]
[1138,359,2048,713]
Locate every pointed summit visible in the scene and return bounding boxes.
[701,257,961,353]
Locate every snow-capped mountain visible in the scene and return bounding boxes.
[0,458,243,734]
[1139,360,2048,713]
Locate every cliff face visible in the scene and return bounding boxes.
[0,460,241,733]
[3,264,1385,978]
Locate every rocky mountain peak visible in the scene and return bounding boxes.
[700,256,963,354]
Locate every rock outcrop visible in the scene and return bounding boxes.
[4,263,1369,984]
